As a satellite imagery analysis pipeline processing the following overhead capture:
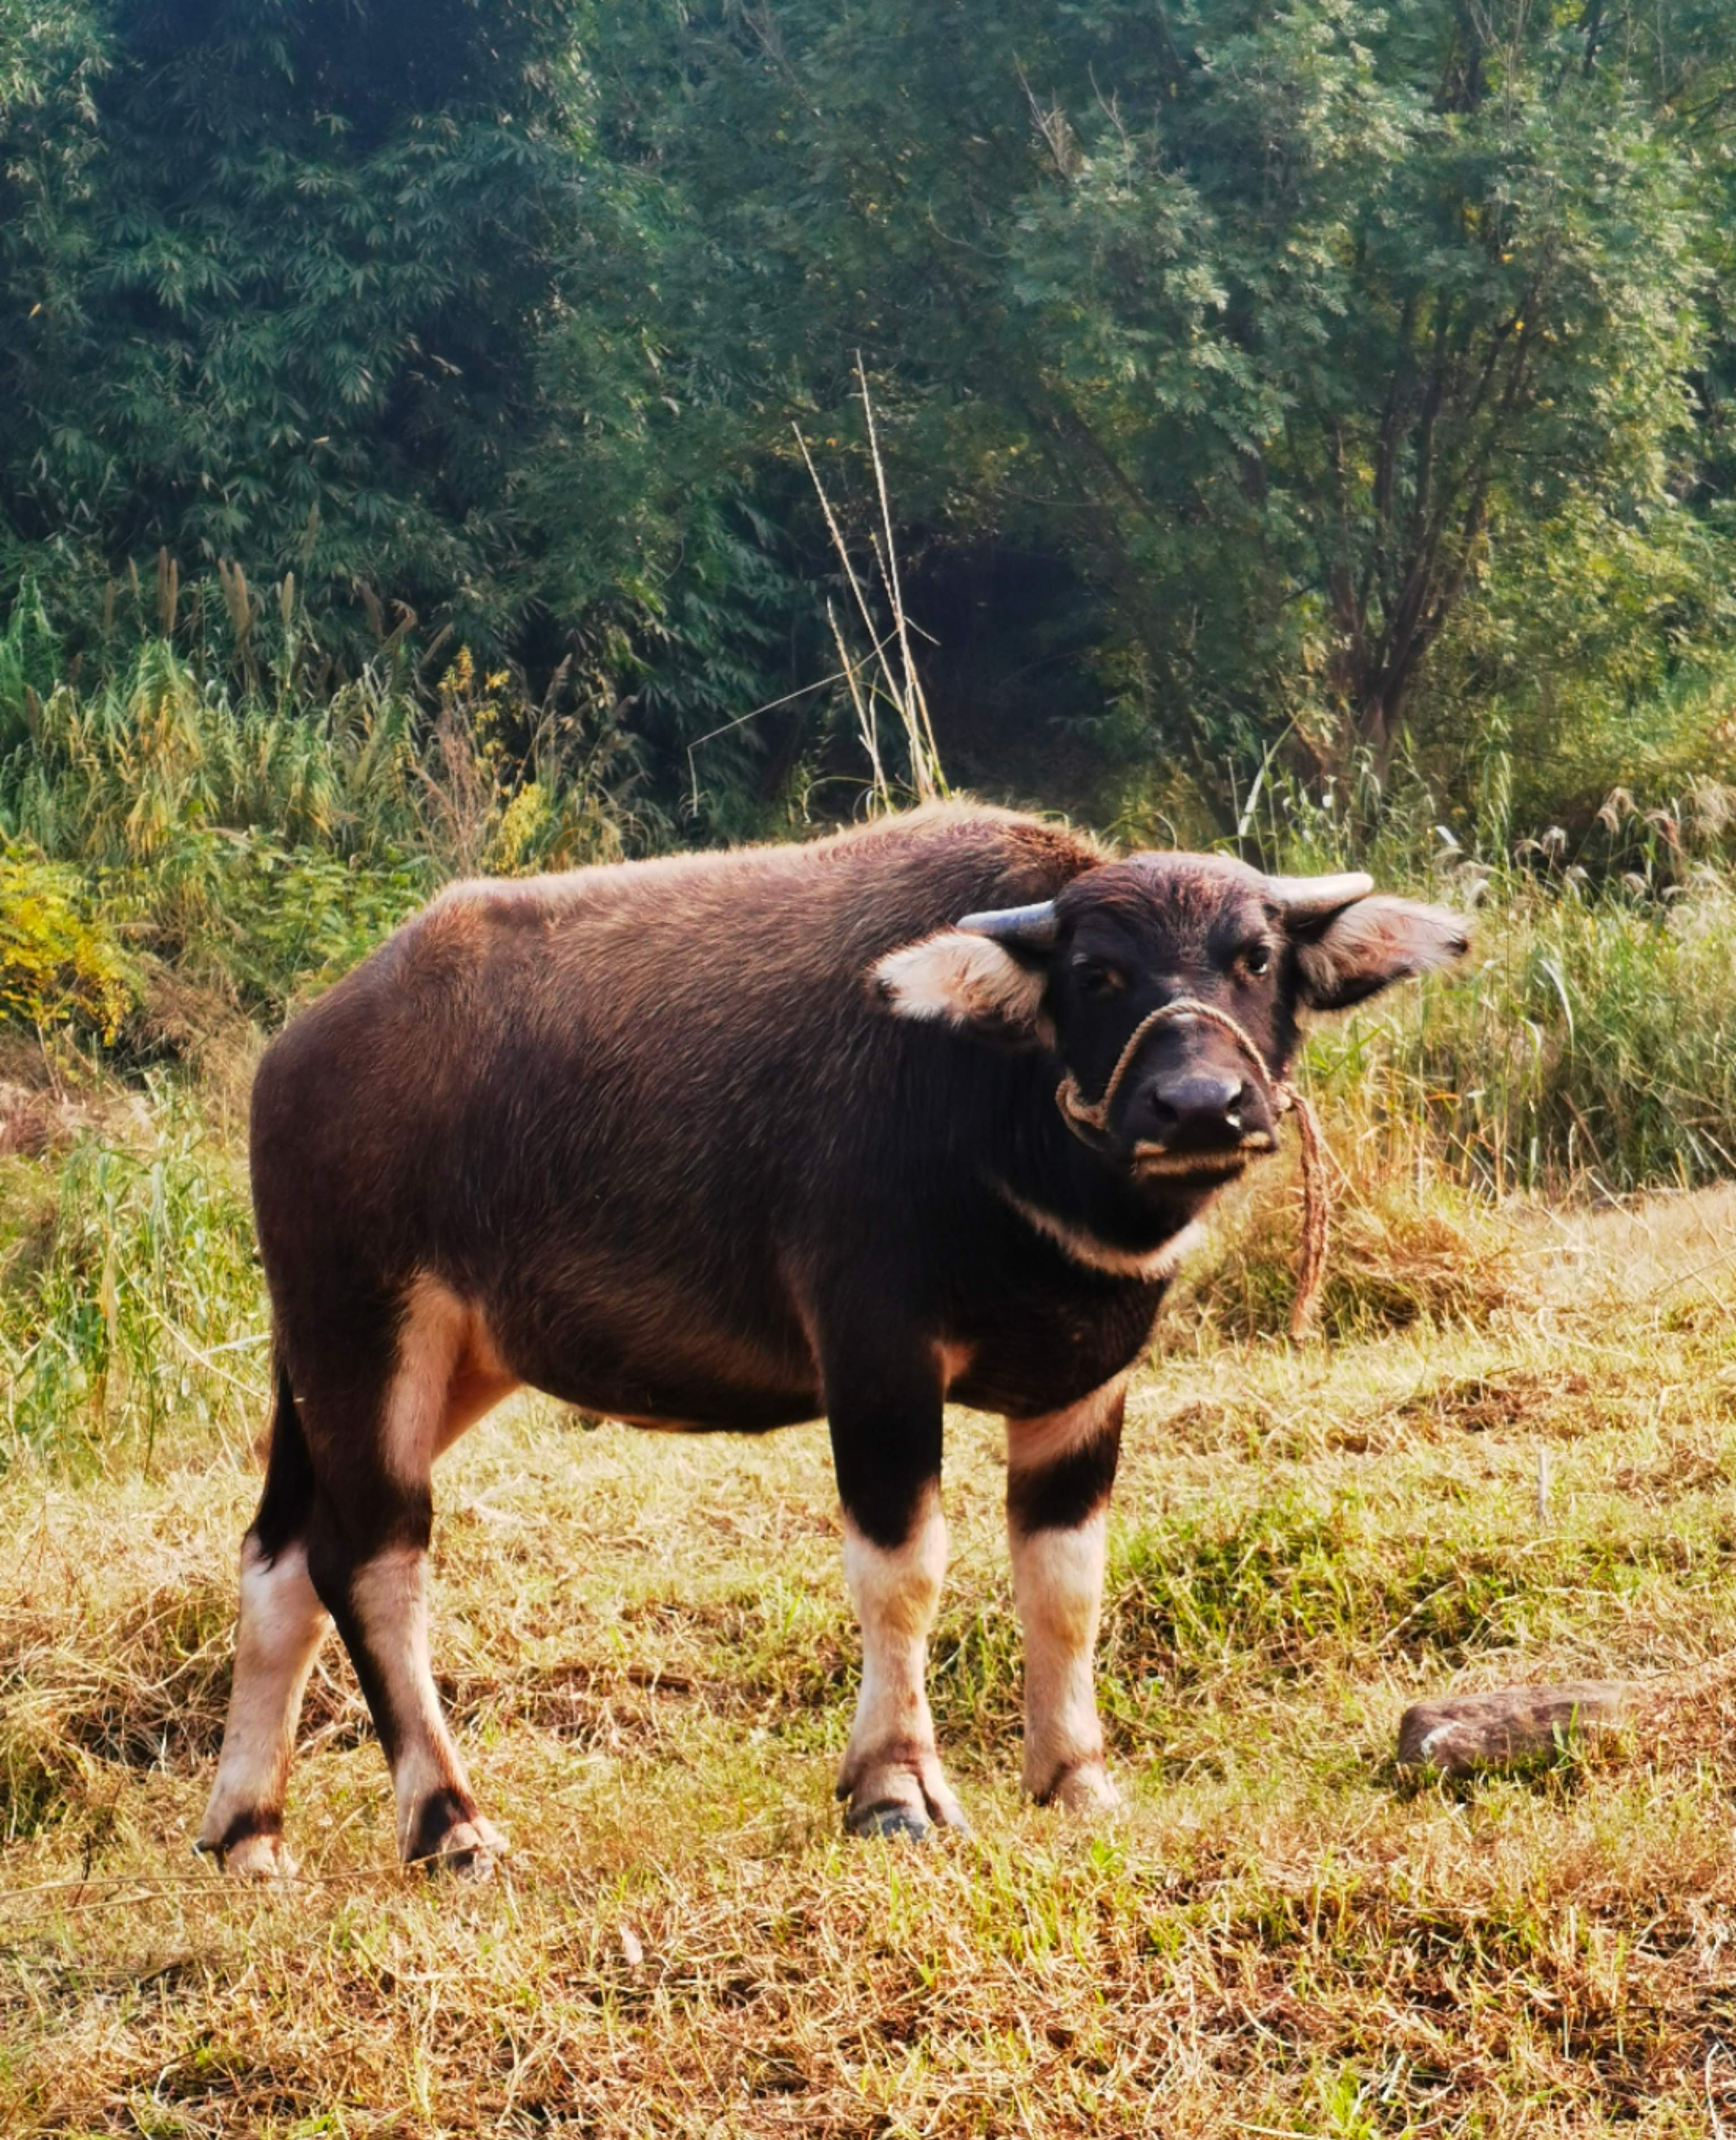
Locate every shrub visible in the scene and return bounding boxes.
[0,848,140,1043]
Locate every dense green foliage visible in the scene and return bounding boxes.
[1,0,585,619]
[4,0,1736,825]
[607,0,1732,782]
[0,593,644,1023]
[5,602,1736,1204]
[6,0,1736,1200]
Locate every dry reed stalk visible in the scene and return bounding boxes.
[794,367,946,810]
[856,353,945,798]
[826,597,885,805]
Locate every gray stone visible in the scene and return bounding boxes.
[1396,1681,1635,1775]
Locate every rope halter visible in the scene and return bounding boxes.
[1052,996,1330,1342]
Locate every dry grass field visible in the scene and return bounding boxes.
[7,1165,1736,2136]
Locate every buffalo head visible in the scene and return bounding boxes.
[873,853,1468,1189]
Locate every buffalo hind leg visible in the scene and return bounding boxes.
[298,1284,509,1874]
[308,1510,506,1874]
[198,1365,329,1879]
[1005,1378,1126,1813]
[828,1357,966,1839]
[206,1281,511,1878]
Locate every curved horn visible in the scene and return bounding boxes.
[1264,871,1374,919]
[956,899,1059,949]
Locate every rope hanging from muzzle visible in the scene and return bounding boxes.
[1053,996,1331,1343]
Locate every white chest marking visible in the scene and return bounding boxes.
[995,1184,1205,1282]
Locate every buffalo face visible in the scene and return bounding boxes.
[875,853,1468,1192]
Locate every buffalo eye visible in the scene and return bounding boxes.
[1238,941,1273,978]
[1073,959,1126,997]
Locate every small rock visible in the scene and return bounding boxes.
[618,1922,645,1967]
[1396,1681,1634,1775]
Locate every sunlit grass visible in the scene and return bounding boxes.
[6,1100,1736,2130]
[0,1095,265,1474]
[1306,870,1736,1195]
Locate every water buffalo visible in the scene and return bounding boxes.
[198,804,1466,1875]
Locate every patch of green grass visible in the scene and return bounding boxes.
[1236,757,1736,1199]
[0,1100,264,1471]
[1304,868,1736,1196]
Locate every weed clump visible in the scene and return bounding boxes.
[0,849,140,1044]
[0,611,649,1041]
[0,1112,263,1470]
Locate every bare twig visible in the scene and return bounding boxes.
[796,374,947,810]
[683,656,889,816]
[827,601,886,808]
[857,354,945,798]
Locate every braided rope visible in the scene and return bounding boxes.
[1053,996,1330,1342]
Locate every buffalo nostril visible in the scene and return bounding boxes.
[1144,1073,1245,1139]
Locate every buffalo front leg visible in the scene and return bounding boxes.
[827,1361,967,1838]
[1005,1377,1125,1813]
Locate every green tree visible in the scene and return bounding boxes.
[3,0,1734,831]
[0,0,591,639]
[588,0,1725,787]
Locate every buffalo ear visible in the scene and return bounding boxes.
[870,931,1052,1045]
[1294,897,1470,1012]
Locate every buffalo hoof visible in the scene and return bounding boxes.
[839,1750,970,1841]
[206,1830,298,1882]
[1036,1759,1121,1815]
[849,1800,932,1842]
[418,1816,511,1881]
